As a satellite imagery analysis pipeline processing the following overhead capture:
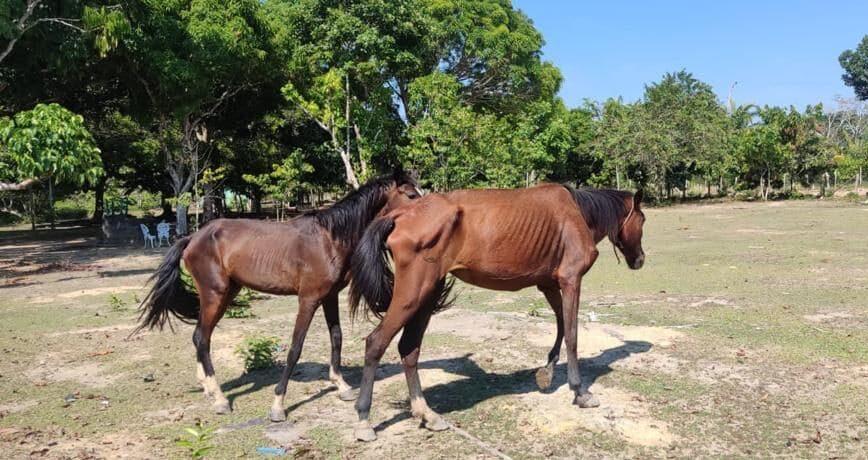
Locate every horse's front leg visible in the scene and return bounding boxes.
[322,292,357,401]
[560,277,600,408]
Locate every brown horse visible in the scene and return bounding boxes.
[134,171,420,421]
[348,183,646,441]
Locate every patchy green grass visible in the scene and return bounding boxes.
[1,200,867,458]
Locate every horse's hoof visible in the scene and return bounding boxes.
[213,400,232,414]
[535,366,553,390]
[574,393,600,408]
[268,407,286,423]
[338,388,359,401]
[424,416,450,432]
[354,424,377,442]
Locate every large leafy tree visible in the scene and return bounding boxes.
[107,0,277,234]
[0,103,103,226]
[840,35,868,101]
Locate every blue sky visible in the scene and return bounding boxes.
[512,1,868,111]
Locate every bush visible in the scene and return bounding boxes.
[175,422,214,459]
[108,293,127,312]
[235,335,279,372]
[54,191,93,220]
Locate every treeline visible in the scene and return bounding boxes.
[2,1,867,232]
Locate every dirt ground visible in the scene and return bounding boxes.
[0,200,866,459]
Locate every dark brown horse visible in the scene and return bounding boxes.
[134,171,420,421]
[348,183,646,441]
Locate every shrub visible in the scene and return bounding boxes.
[108,293,127,311]
[175,422,214,459]
[235,335,279,372]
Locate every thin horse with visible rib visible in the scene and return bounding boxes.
[349,183,646,441]
[133,171,420,421]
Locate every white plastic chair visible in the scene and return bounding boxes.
[140,224,156,249]
[156,221,171,247]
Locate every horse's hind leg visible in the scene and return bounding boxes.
[322,291,356,401]
[400,307,447,432]
[269,294,319,422]
[193,281,239,414]
[535,286,564,390]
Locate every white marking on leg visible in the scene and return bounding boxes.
[203,374,228,406]
[330,367,352,393]
[410,395,429,418]
[196,363,208,393]
[271,394,286,414]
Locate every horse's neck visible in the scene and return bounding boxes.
[588,210,625,245]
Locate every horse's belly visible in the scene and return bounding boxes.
[450,267,544,291]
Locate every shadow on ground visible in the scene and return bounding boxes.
[220,340,651,427]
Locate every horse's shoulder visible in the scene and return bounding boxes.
[389,195,462,251]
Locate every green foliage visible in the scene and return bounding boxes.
[840,35,868,101]
[243,149,313,206]
[0,103,103,186]
[225,288,264,318]
[175,422,215,459]
[107,293,127,312]
[235,335,279,372]
[3,0,867,216]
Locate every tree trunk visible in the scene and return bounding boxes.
[160,196,174,220]
[47,177,55,230]
[202,182,216,224]
[252,193,262,215]
[93,176,107,224]
[615,165,621,189]
[176,204,188,236]
[29,190,36,231]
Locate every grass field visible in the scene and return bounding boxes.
[0,200,866,459]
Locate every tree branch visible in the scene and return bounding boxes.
[0,178,40,192]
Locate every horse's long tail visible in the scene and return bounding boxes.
[350,217,396,319]
[134,236,199,333]
[349,217,456,320]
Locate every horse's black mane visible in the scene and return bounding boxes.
[563,185,632,243]
[309,172,413,247]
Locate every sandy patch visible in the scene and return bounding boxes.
[735,228,787,235]
[45,323,136,337]
[26,360,121,388]
[525,322,683,354]
[518,383,676,447]
[0,399,38,415]
[1,429,159,459]
[57,285,142,298]
[803,311,853,323]
[429,310,512,342]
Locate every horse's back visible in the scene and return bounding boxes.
[183,217,334,295]
[388,185,591,290]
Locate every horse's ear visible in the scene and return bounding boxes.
[634,189,644,207]
[392,165,407,183]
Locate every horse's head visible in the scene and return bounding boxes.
[380,168,422,215]
[616,190,646,270]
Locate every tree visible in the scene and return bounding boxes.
[108,0,277,234]
[243,150,313,220]
[840,35,868,101]
[0,103,103,227]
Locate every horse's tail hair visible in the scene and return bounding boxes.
[349,217,456,321]
[133,236,199,334]
[350,217,395,320]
